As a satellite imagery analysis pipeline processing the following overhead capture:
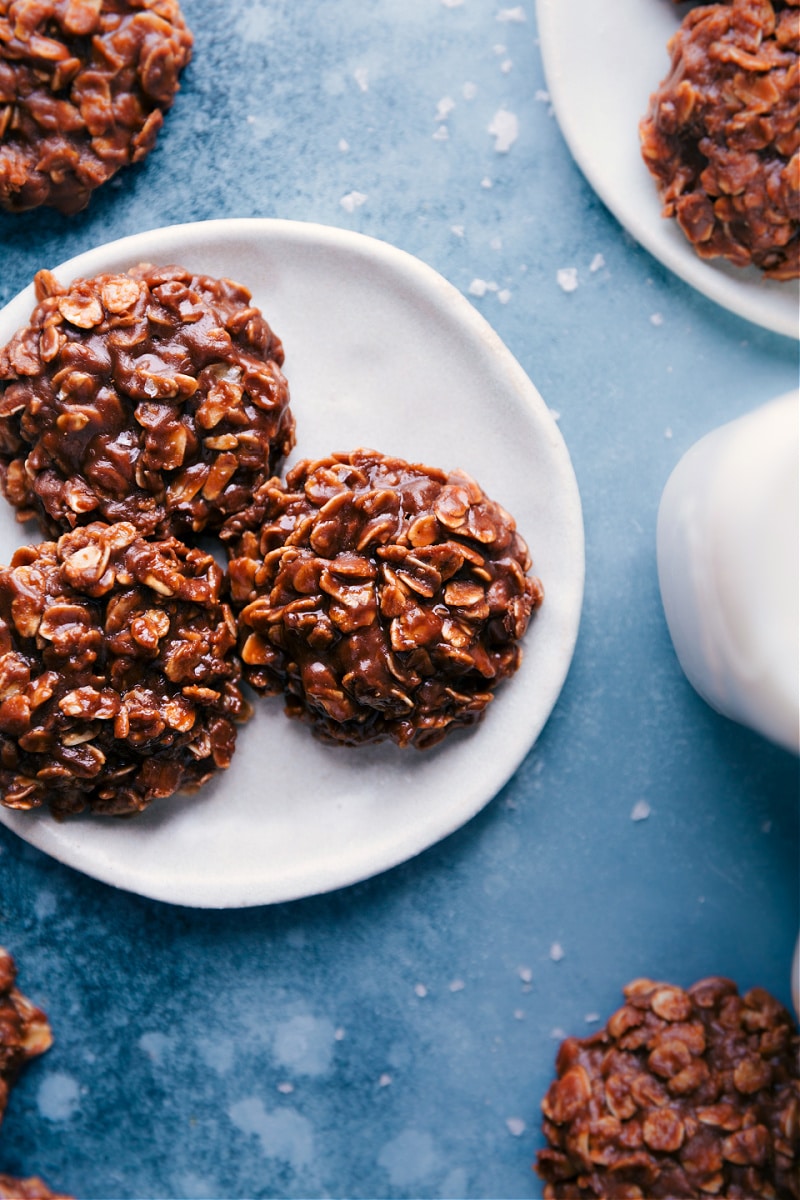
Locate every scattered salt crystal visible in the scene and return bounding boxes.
[518,966,533,984]
[414,983,428,998]
[433,125,449,141]
[488,109,519,153]
[506,1117,526,1137]
[480,177,493,188]
[589,252,605,272]
[468,279,489,297]
[497,289,511,304]
[664,427,673,439]
[557,267,578,293]
[449,979,466,992]
[534,89,551,104]
[277,1081,294,1094]
[500,59,513,73]
[497,6,527,22]
[513,1009,525,1020]
[435,96,456,121]
[490,236,503,250]
[493,43,507,55]
[441,0,464,7]
[334,1028,346,1041]
[338,139,349,152]
[378,1073,393,1087]
[353,67,369,92]
[631,800,651,822]
[463,81,478,100]
[650,312,664,326]
[340,191,367,213]
[551,1027,566,1040]
[584,1013,600,1024]
[550,942,565,962]
[451,225,465,238]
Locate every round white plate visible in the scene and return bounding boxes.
[0,218,584,908]
[536,0,800,339]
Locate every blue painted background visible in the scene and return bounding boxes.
[0,2,797,1197]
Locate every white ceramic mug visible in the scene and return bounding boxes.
[657,391,799,754]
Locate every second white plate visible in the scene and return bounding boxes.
[537,0,799,339]
[0,218,584,908]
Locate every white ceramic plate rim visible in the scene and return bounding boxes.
[0,218,584,908]
[536,0,800,339]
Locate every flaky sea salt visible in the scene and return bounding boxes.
[631,800,651,822]
[340,191,367,213]
[433,125,449,141]
[650,312,664,326]
[550,942,565,962]
[480,177,493,189]
[506,1117,526,1137]
[463,81,478,100]
[534,89,551,104]
[497,289,511,304]
[557,267,578,293]
[414,983,428,998]
[378,1073,393,1087]
[353,67,369,92]
[435,96,456,121]
[500,59,513,73]
[488,109,519,153]
[338,139,349,152]
[277,1081,294,1094]
[590,252,605,272]
[497,6,526,21]
[441,0,464,7]
[451,224,465,238]
[518,966,533,984]
[469,278,498,297]
[449,979,466,992]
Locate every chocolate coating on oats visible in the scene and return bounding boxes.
[223,449,543,749]
[0,264,295,539]
[0,1176,73,1200]
[0,1176,72,1200]
[640,0,799,280]
[535,976,800,1200]
[0,947,51,1131]
[0,0,193,213]
[0,949,72,1200]
[0,521,247,818]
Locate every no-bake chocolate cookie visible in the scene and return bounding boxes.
[0,947,51,1130]
[0,949,72,1200]
[223,449,543,749]
[0,0,193,213]
[0,265,295,539]
[535,976,800,1199]
[640,0,799,280]
[0,521,247,817]
[0,1176,72,1200]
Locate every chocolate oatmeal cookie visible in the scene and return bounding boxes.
[0,949,72,1200]
[0,521,247,817]
[640,0,799,279]
[535,976,800,1199]
[0,265,294,540]
[0,0,193,213]
[223,448,543,749]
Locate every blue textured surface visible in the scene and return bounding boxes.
[0,2,797,1198]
